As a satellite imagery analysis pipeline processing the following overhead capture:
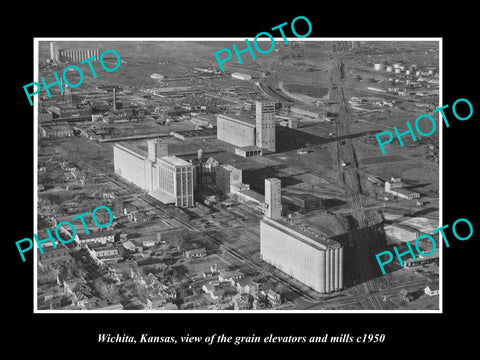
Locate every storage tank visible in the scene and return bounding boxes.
[405,69,411,75]
[338,247,344,289]
[415,70,421,76]
[395,68,401,74]
[329,249,334,292]
[334,247,339,290]
[325,249,331,293]
[319,250,326,293]
[386,66,393,72]
[373,63,383,71]
[393,63,401,69]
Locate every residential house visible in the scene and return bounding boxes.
[219,270,244,285]
[202,281,223,300]
[232,293,254,310]
[123,205,138,216]
[123,240,143,253]
[236,278,260,295]
[425,283,440,297]
[130,211,148,223]
[266,289,282,307]
[185,247,207,259]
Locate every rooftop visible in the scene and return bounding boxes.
[239,189,265,203]
[159,155,192,167]
[80,230,115,240]
[217,113,256,127]
[40,125,72,131]
[237,145,263,151]
[262,215,342,250]
[391,187,420,195]
[148,188,176,204]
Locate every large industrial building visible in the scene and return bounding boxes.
[217,101,276,153]
[59,48,101,63]
[113,139,194,207]
[47,104,92,122]
[215,164,243,194]
[260,217,343,294]
[260,178,344,294]
[217,114,256,148]
[385,181,420,200]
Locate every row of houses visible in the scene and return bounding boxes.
[200,268,282,309]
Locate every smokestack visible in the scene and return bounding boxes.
[113,88,117,111]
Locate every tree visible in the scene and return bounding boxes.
[38,266,59,285]
[93,277,119,303]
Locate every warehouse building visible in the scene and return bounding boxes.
[113,139,194,207]
[231,72,252,81]
[48,104,92,122]
[385,181,420,200]
[39,125,74,138]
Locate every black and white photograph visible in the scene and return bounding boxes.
[33,39,440,312]
[5,5,478,355]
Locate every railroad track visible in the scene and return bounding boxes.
[331,61,369,229]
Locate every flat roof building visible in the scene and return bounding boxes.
[260,216,343,294]
[78,230,115,246]
[385,181,420,200]
[217,114,256,148]
[39,125,74,138]
[217,101,276,153]
[48,105,92,122]
[231,72,252,81]
[113,140,194,207]
[216,164,242,195]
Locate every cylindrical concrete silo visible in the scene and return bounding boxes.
[334,247,339,290]
[325,249,331,293]
[328,249,333,292]
[339,247,344,290]
[319,250,326,294]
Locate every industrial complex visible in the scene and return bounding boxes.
[36,39,440,311]
[113,140,195,207]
